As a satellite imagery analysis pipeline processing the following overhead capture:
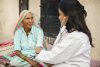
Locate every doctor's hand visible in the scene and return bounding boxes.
[35,47,42,54]
[44,39,53,50]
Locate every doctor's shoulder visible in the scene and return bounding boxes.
[67,31,90,43]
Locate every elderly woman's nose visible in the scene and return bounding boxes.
[29,19,33,22]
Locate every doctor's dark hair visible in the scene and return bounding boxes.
[58,0,93,47]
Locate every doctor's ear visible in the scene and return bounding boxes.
[62,16,69,23]
[64,16,69,20]
[63,17,66,19]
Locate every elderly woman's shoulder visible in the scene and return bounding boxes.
[32,25,43,32]
[15,27,23,33]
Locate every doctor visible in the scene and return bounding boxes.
[29,0,94,67]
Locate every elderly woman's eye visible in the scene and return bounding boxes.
[26,18,30,19]
[31,17,33,19]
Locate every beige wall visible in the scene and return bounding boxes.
[29,0,40,24]
[80,0,100,60]
[0,0,19,42]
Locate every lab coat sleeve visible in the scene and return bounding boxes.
[35,35,83,64]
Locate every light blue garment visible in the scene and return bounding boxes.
[10,25,44,67]
[14,25,44,56]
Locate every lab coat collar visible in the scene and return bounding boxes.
[60,25,67,33]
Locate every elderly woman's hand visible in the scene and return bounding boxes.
[29,59,40,67]
[45,63,54,67]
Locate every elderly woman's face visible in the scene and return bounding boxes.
[22,12,34,29]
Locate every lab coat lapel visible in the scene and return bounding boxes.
[54,26,67,45]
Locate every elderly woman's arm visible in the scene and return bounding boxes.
[15,50,39,66]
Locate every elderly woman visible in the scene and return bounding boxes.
[10,10,44,67]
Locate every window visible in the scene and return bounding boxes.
[19,0,29,14]
[41,0,61,38]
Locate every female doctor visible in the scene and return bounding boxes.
[29,0,93,67]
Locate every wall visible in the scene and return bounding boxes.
[80,0,100,60]
[29,0,40,24]
[0,0,19,42]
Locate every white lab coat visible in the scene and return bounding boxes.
[35,26,91,67]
